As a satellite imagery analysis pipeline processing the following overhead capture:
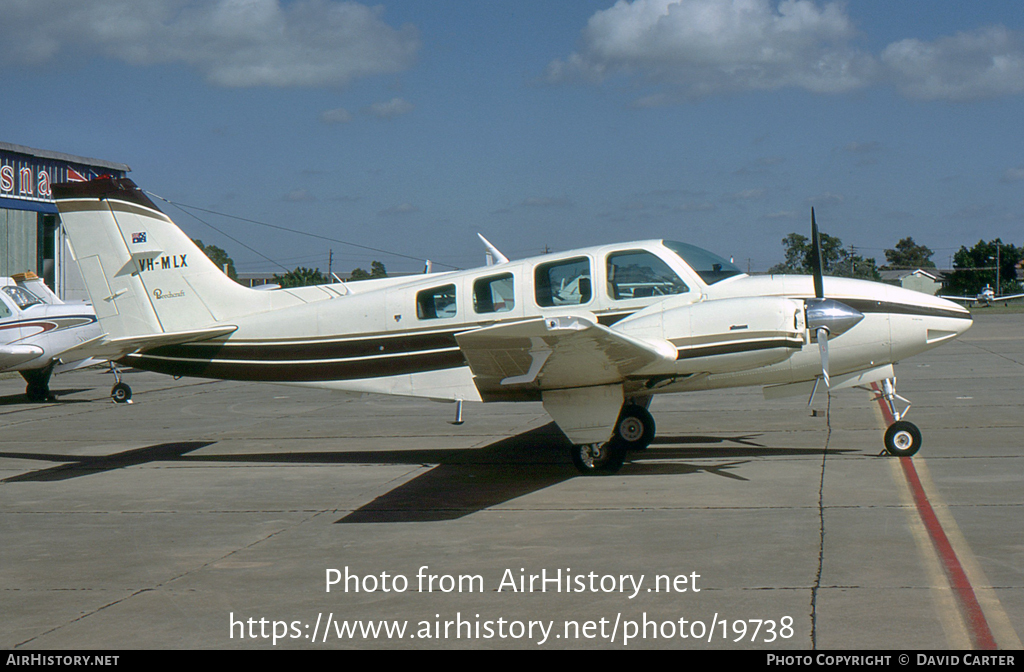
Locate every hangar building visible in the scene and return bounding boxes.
[0,141,130,300]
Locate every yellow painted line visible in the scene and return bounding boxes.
[913,459,1023,650]
[873,391,1020,649]
[872,401,971,648]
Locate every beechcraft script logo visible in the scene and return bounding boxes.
[132,232,147,244]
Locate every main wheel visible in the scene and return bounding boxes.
[111,382,132,404]
[614,404,656,451]
[570,442,627,475]
[25,383,50,403]
[884,420,922,457]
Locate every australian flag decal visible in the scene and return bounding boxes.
[132,232,147,244]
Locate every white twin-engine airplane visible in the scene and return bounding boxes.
[941,284,1024,307]
[0,272,130,403]
[53,177,972,474]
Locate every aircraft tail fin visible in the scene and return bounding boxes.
[52,177,260,341]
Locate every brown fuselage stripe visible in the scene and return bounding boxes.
[147,330,462,361]
[125,349,468,382]
[676,338,803,360]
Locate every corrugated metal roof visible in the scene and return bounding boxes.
[0,141,130,173]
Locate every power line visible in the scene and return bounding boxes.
[145,192,461,270]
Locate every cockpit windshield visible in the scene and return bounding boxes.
[662,241,744,285]
[2,285,44,310]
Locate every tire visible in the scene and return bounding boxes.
[614,405,656,451]
[111,382,132,404]
[884,421,922,457]
[25,383,50,403]
[570,442,627,475]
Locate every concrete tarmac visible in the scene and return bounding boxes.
[1,313,1021,650]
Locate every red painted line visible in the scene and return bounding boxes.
[871,383,998,650]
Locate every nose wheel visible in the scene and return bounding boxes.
[884,420,922,456]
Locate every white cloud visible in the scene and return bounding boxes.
[807,192,843,206]
[546,0,875,96]
[548,1,1024,102]
[1001,166,1024,183]
[881,26,1024,101]
[319,107,353,124]
[722,188,768,202]
[366,97,415,119]
[520,196,574,208]
[0,0,419,88]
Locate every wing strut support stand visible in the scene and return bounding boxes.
[450,399,464,426]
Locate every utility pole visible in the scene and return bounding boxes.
[328,249,333,279]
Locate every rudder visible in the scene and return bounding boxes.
[53,177,260,339]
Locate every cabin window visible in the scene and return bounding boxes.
[663,240,743,285]
[606,251,689,300]
[2,286,43,310]
[0,296,11,319]
[535,257,592,307]
[417,284,457,320]
[473,274,515,314]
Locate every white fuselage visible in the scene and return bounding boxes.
[122,239,971,403]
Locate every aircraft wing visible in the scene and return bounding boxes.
[996,293,1024,302]
[455,316,676,398]
[0,344,44,370]
[939,294,978,303]
[55,326,238,362]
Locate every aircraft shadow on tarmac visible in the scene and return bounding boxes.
[0,389,94,405]
[0,425,851,523]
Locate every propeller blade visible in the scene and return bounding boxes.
[810,208,824,299]
[817,327,830,387]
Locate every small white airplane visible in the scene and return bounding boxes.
[941,284,1024,307]
[0,272,132,402]
[53,177,972,473]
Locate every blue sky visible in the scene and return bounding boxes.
[2,0,1023,275]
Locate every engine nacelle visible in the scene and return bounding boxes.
[614,296,805,375]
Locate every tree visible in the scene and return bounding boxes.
[769,231,880,281]
[348,261,388,281]
[944,239,1024,296]
[193,239,237,280]
[883,237,935,269]
[273,267,328,288]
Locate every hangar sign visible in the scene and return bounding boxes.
[0,151,99,203]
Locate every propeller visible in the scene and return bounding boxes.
[804,208,864,389]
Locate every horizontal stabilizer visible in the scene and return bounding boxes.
[455,316,675,396]
[57,326,238,362]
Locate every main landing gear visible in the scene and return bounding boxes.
[877,377,921,457]
[109,364,132,404]
[21,363,55,403]
[570,402,655,475]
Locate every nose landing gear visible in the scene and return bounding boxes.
[877,378,921,456]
